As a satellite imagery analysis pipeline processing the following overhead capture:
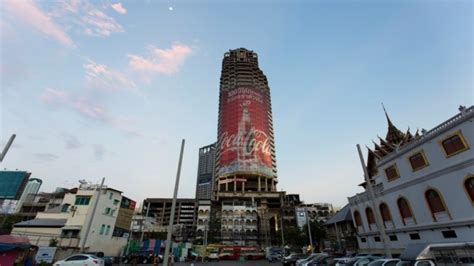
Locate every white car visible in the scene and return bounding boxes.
[368,259,401,266]
[54,254,104,266]
[333,257,351,265]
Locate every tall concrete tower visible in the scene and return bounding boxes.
[213,48,282,246]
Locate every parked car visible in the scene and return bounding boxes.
[368,259,400,266]
[54,254,104,266]
[85,251,104,257]
[346,256,381,266]
[296,253,326,266]
[333,257,352,265]
[283,253,308,266]
[207,250,220,261]
[307,255,343,265]
[396,242,474,266]
[266,248,283,262]
[121,250,155,264]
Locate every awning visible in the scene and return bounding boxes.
[0,235,31,252]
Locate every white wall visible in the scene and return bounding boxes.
[349,114,474,253]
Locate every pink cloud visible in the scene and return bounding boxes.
[84,59,136,91]
[128,44,192,75]
[81,8,123,37]
[40,89,140,136]
[40,88,69,103]
[51,0,123,37]
[4,0,73,47]
[111,3,127,14]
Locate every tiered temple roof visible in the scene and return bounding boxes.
[363,107,420,184]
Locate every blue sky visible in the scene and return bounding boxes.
[1,0,472,207]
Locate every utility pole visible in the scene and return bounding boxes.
[305,208,313,251]
[0,134,16,163]
[357,144,392,258]
[280,196,285,247]
[140,201,151,244]
[163,139,185,266]
[80,178,105,252]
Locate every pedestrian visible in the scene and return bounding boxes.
[131,255,138,266]
[23,250,34,266]
[153,254,159,266]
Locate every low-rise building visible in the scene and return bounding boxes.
[324,204,357,252]
[348,106,474,255]
[141,198,197,242]
[11,182,135,256]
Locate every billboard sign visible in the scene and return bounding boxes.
[0,171,30,200]
[218,86,273,177]
[35,247,57,263]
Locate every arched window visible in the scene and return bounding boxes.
[353,211,362,227]
[365,207,375,225]
[465,177,474,202]
[425,189,449,221]
[379,203,392,222]
[397,198,413,219]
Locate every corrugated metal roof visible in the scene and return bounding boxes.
[14,218,67,228]
[325,204,352,225]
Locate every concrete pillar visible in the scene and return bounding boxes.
[234,176,237,192]
[265,177,268,192]
[242,181,245,192]
[258,176,261,192]
[271,179,275,191]
[225,180,228,191]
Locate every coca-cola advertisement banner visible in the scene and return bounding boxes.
[218,86,273,177]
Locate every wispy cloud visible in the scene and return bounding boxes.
[3,0,73,47]
[52,0,123,37]
[35,153,59,162]
[84,59,136,92]
[128,44,192,75]
[111,3,127,14]
[93,144,105,160]
[61,133,82,149]
[40,88,141,136]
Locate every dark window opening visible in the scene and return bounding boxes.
[366,208,375,224]
[409,152,428,170]
[360,237,366,243]
[385,165,400,181]
[425,189,446,215]
[465,177,474,202]
[374,236,381,242]
[441,133,468,156]
[442,230,457,239]
[389,235,398,241]
[409,233,421,240]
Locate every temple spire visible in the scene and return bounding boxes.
[382,103,405,145]
[382,103,394,127]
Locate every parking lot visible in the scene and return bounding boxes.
[118,260,277,266]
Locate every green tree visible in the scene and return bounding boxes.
[307,220,328,251]
[282,226,306,248]
[49,238,58,247]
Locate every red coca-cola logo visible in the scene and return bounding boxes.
[220,128,271,156]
